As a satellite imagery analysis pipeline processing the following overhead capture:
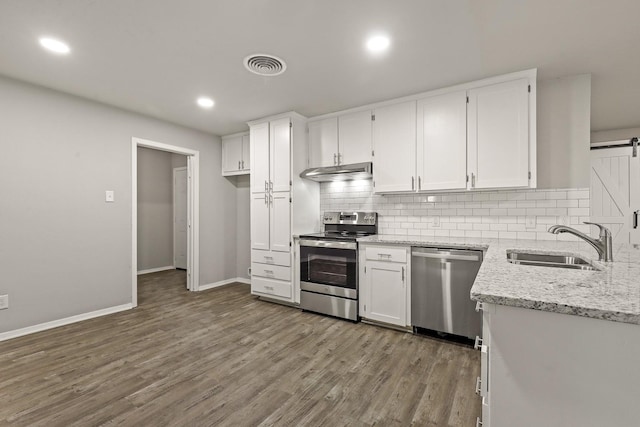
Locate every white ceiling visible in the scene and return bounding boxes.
[0,0,638,136]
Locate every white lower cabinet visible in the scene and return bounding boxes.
[360,245,410,327]
[478,302,640,427]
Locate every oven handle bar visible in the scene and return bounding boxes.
[299,239,357,250]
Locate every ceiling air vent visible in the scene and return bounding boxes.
[243,54,287,76]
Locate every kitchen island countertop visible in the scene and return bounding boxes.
[357,235,640,325]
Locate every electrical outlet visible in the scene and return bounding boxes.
[525,216,537,229]
[0,294,8,310]
[432,217,441,227]
[105,190,115,202]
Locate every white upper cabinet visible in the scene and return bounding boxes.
[250,122,270,194]
[308,117,338,167]
[221,132,250,176]
[270,117,292,192]
[468,78,531,189]
[417,91,467,191]
[308,110,373,168]
[372,101,417,193]
[338,110,372,165]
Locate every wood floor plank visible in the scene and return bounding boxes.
[0,269,480,426]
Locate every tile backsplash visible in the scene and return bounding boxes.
[320,180,590,241]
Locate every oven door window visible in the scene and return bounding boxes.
[300,246,356,289]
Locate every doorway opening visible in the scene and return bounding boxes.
[132,137,200,307]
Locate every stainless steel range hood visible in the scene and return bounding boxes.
[299,162,372,182]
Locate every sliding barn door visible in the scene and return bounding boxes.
[590,144,640,244]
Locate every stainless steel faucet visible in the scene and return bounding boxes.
[548,222,613,262]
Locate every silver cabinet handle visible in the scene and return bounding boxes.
[269,181,273,191]
[475,376,482,395]
[269,194,273,205]
[242,160,245,169]
[474,336,483,350]
[334,153,337,165]
[265,180,268,191]
[634,210,639,229]
[264,269,274,275]
[338,153,342,165]
[476,417,483,427]
[418,176,421,190]
[264,195,268,205]
[411,176,415,190]
[471,173,476,188]
[378,253,392,258]
[401,266,405,282]
[238,160,241,169]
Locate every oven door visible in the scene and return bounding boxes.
[299,240,358,298]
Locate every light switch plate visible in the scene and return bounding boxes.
[105,190,115,202]
[525,216,537,229]
[0,294,8,310]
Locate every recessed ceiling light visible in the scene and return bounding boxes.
[196,97,214,109]
[39,37,70,54]
[366,35,390,53]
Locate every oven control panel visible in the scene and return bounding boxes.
[323,211,377,225]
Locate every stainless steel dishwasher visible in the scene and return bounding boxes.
[411,247,483,339]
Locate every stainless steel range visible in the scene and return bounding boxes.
[299,211,378,321]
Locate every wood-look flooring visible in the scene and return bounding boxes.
[0,270,480,426]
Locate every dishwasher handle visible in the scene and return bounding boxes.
[412,251,481,262]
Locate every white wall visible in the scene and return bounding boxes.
[234,175,251,279]
[536,74,591,189]
[0,75,238,334]
[591,127,640,143]
[137,147,174,271]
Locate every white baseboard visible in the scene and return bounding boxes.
[0,303,134,342]
[137,266,175,275]
[199,277,250,291]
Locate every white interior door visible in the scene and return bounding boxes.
[590,144,640,244]
[173,167,188,270]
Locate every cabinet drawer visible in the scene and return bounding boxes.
[251,276,291,299]
[251,263,291,281]
[251,249,291,266]
[365,246,407,263]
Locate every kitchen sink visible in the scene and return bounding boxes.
[506,250,599,271]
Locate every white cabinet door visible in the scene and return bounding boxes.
[270,117,291,192]
[308,118,338,167]
[468,78,530,189]
[241,133,250,171]
[251,193,270,250]
[270,192,291,253]
[417,91,467,191]
[364,260,407,326]
[372,101,417,193]
[338,110,372,165]
[250,122,270,193]
[222,135,243,174]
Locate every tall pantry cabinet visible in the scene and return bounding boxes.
[248,112,319,304]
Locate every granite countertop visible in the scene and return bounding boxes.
[357,235,640,325]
